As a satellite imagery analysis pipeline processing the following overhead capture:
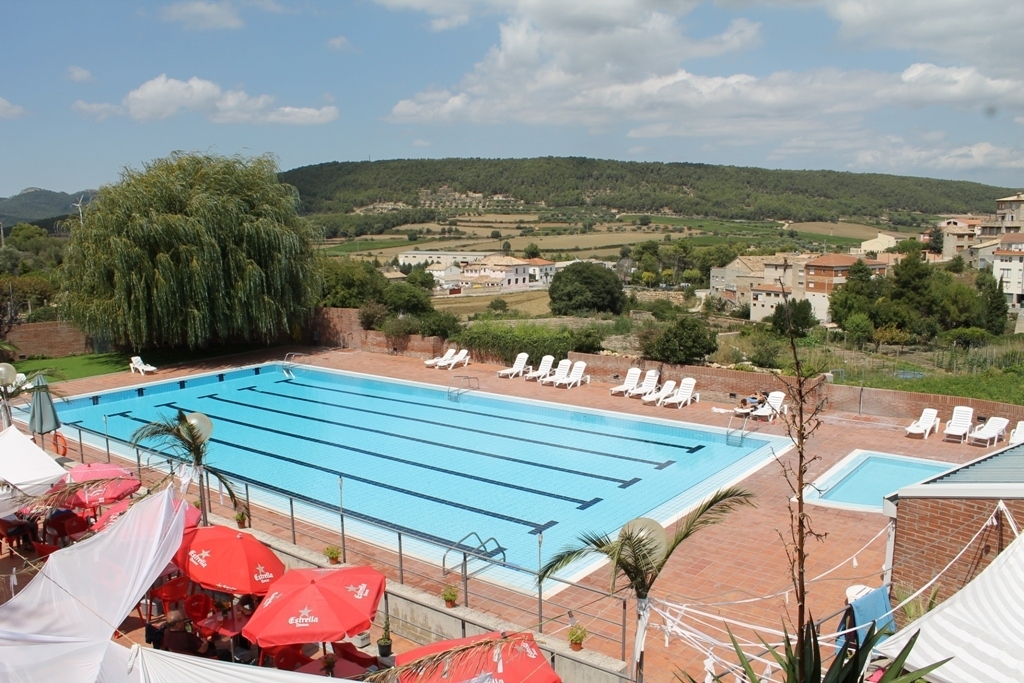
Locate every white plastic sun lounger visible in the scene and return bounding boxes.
[626,370,659,398]
[943,406,974,443]
[130,356,157,375]
[968,416,1009,447]
[905,408,939,439]
[553,361,590,389]
[1010,421,1024,446]
[609,368,642,396]
[436,349,469,369]
[539,359,572,386]
[751,391,787,422]
[524,355,554,382]
[498,353,531,379]
[641,380,676,405]
[425,348,455,367]
[659,378,699,408]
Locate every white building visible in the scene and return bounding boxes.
[993,234,1024,308]
[398,251,497,268]
[524,258,556,285]
[850,232,900,256]
[462,254,531,291]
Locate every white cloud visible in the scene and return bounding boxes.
[160,1,244,30]
[327,35,358,52]
[72,100,124,121]
[0,97,26,119]
[67,66,94,83]
[74,74,338,125]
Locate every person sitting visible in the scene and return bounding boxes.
[737,391,766,410]
[163,611,230,661]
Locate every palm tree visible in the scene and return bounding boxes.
[131,409,241,525]
[538,486,755,683]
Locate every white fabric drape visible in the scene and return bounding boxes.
[877,532,1024,683]
[132,646,324,682]
[0,488,185,683]
[0,426,67,517]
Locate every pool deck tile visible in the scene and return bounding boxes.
[14,348,998,681]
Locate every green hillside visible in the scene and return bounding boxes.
[0,188,95,228]
[280,157,1013,222]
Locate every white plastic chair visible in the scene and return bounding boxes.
[609,368,642,396]
[659,378,699,408]
[626,370,660,398]
[943,406,974,443]
[425,349,455,367]
[524,355,554,382]
[968,416,1009,447]
[539,359,572,386]
[641,380,677,405]
[130,356,157,375]
[1009,421,1024,446]
[905,408,939,439]
[436,349,469,369]
[553,361,590,389]
[751,391,787,422]
[498,353,530,379]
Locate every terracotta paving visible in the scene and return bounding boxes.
[10,348,996,681]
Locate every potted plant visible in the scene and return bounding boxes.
[377,615,392,658]
[441,585,458,608]
[320,652,337,677]
[324,546,341,565]
[192,499,201,509]
[234,510,247,529]
[568,624,587,652]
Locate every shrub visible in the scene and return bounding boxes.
[730,303,751,320]
[383,282,433,316]
[768,298,817,337]
[380,315,420,341]
[844,312,874,350]
[943,327,990,349]
[641,315,718,364]
[749,331,783,368]
[452,322,605,365]
[549,262,625,316]
[419,311,463,339]
[488,297,509,312]
[25,306,59,323]
[358,302,389,330]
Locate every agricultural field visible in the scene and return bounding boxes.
[787,221,907,240]
[433,290,552,318]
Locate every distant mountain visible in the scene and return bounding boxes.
[0,188,95,228]
[280,157,1016,222]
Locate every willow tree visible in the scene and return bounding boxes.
[60,153,320,349]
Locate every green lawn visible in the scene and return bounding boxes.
[13,343,285,382]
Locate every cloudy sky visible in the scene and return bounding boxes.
[2,0,1022,197]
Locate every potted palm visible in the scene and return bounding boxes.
[377,615,392,657]
[234,510,248,529]
[324,546,341,565]
[568,624,587,651]
[441,585,458,608]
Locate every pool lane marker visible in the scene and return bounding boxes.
[182,395,637,491]
[120,410,559,535]
[280,378,706,456]
[161,400,605,507]
[238,385,673,470]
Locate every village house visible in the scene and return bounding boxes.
[980,194,1024,237]
[940,218,981,261]
[803,253,887,322]
[992,234,1024,309]
[524,258,556,285]
[462,254,531,291]
[398,250,497,268]
[850,232,902,256]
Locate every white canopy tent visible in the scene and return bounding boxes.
[128,645,343,683]
[0,487,185,683]
[0,426,68,517]
[877,532,1024,683]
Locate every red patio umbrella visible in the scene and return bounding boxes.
[93,497,201,532]
[173,525,285,595]
[241,566,386,648]
[33,462,141,511]
[396,632,560,683]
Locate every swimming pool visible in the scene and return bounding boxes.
[50,363,787,586]
[804,450,953,513]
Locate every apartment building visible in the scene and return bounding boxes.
[803,254,887,322]
[980,194,1024,237]
[992,234,1024,308]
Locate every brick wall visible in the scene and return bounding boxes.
[567,351,1024,422]
[360,330,445,360]
[312,307,362,349]
[5,322,92,359]
[890,497,1024,624]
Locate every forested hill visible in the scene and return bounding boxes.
[0,188,95,227]
[279,158,1014,222]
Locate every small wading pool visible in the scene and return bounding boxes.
[804,450,953,513]
[37,363,790,591]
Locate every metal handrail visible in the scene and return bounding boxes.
[442,532,506,577]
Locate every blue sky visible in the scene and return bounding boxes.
[2,0,1022,198]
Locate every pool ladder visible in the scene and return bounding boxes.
[282,352,309,379]
[442,532,507,579]
[447,375,479,402]
[726,412,751,446]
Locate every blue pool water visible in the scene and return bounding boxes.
[51,363,784,581]
[807,451,952,512]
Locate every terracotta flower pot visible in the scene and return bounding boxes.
[328,556,340,565]
[444,599,456,608]
[236,520,246,529]
[570,642,583,652]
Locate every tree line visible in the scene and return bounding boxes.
[280,157,1012,221]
